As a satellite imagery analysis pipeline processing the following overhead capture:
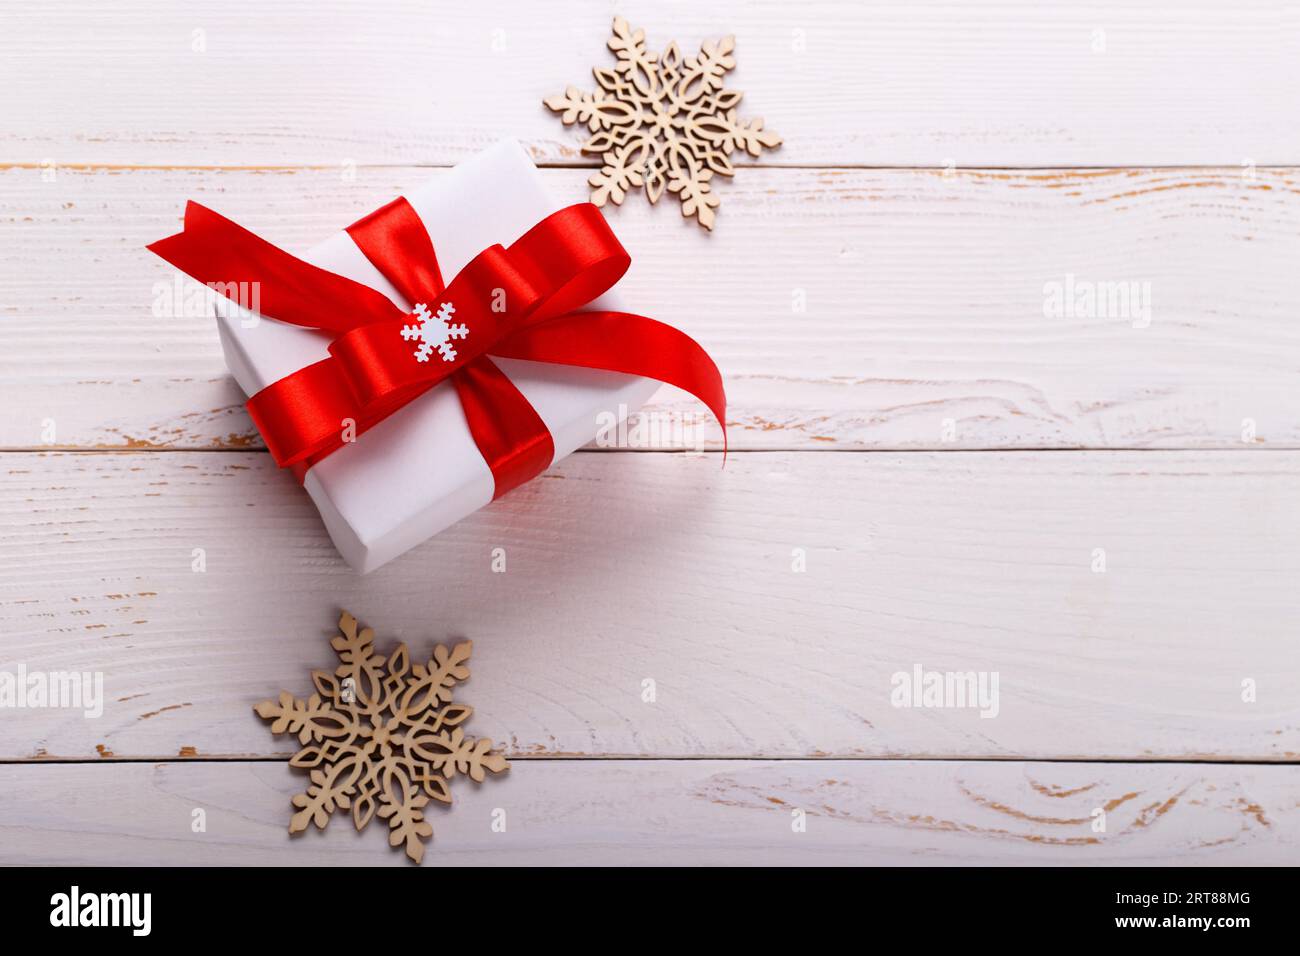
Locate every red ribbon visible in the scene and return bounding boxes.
[148,199,725,498]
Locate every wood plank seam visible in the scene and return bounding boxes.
[5,756,1300,766]
[5,163,1300,172]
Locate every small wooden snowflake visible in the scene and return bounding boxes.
[254,610,508,863]
[545,17,782,230]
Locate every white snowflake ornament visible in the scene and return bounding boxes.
[400,301,469,363]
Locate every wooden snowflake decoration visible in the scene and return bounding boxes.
[254,610,508,863]
[544,16,782,230]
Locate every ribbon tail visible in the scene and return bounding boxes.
[491,311,728,456]
[454,357,556,499]
[147,201,405,334]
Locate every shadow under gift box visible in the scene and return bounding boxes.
[215,140,659,573]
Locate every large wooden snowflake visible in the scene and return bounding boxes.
[545,17,782,230]
[254,610,508,863]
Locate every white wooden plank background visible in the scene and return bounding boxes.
[2,0,1297,865]
[4,1,1298,167]
[4,164,1299,451]
[1,760,1293,865]
[2,449,1297,762]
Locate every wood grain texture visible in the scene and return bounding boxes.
[4,1,1298,167]
[5,164,1299,451]
[0,759,1294,865]
[2,450,1297,762]
[5,1,1298,868]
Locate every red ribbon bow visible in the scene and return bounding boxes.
[148,199,725,497]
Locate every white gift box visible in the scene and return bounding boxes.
[216,140,659,573]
